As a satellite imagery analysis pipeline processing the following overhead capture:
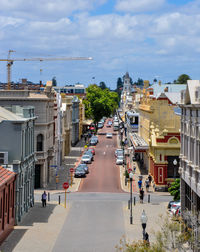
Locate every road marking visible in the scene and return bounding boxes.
[106,145,108,148]
[103,151,106,155]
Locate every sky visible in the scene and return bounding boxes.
[0,0,199,89]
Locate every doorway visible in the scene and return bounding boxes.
[34,165,41,188]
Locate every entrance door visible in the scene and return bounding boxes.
[34,165,41,189]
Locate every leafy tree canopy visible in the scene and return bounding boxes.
[168,178,180,200]
[52,76,57,86]
[85,84,119,124]
[176,74,191,84]
[99,81,107,90]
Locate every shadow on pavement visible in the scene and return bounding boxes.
[0,202,57,252]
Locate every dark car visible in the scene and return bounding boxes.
[74,166,86,178]
[77,163,89,174]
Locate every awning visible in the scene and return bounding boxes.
[130,133,149,152]
[82,119,93,126]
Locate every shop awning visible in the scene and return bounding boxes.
[130,133,149,152]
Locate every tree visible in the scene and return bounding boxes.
[84,84,119,127]
[176,74,191,84]
[168,179,180,201]
[153,78,157,84]
[116,216,193,251]
[52,76,57,86]
[99,81,107,90]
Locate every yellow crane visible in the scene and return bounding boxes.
[0,50,93,90]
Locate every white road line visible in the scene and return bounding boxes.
[103,151,106,155]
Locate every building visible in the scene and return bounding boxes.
[54,84,86,97]
[0,85,56,189]
[131,84,186,191]
[61,96,72,158]
[0,106,36,223]
[0,166,16,244]
[71,96,80,146]
[179,80,200,219]
[79,98,85,140]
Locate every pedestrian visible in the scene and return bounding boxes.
[139,188,144,203]
[145,178,149,192]
[148,174,152,185]
[138,179,142,190]
[41,191,47,207]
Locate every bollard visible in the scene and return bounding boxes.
[134,196,136,206]
[128,200,130,209]
[125,177,127,186]
[148,194,150,203]
[48,192,50,202]
[58,195,61,205]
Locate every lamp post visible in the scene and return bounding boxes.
[140,210,148,240]
[129,172,133,224]
[173,158,178,179]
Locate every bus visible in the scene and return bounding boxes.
[125,110,139,133]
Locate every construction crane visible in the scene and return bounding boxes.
[0,50,93,90]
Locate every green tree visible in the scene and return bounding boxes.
[85,84,119,127]
[176,74,191,84]
[52,76,57,86]
[168,179,180,200]
[99,81,107,90]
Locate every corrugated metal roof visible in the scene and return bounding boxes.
[151,83,186,96]
[0,166,16,184]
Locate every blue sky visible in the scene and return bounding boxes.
[0,0,199,89]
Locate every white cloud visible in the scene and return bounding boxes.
[115,0,165,13]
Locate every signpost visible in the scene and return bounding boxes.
[70,168,74,187]
[63,182,69,208]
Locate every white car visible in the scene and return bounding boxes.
[115,149,124,157]
[116,156,124,165]
[81,155,92,164]
[106,133,113,138]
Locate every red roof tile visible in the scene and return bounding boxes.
[0,166,16,185]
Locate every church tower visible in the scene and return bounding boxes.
[123,72,131,94]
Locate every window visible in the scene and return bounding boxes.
[37,134,43,151]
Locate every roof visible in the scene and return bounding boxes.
[156,92,182,104]
[0,106,25,123]
[150,83,186,96]
[0,166,16,185]
[187,80,200,104]
[130,133,149,152]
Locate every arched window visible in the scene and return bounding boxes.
[37,134,43,151]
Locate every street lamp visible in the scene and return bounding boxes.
[173,158,178,178]
[140,210,148,240]
[129,172,133,224]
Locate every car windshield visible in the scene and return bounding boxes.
[82,155,90,159]
[117,156,123,160]
[78,164,87,168]
[76,167,85,171]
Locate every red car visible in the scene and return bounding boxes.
[87,147,95,155]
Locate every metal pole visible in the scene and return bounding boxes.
[134,196,136,206]
[65,190,66,208]
[128,200,130,209]
[130,177,133,224]
[48,192,50,201]
[148,194,150,203]
[58,195,60,205]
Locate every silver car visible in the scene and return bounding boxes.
[116,156,124,165]
[81,154,92,164]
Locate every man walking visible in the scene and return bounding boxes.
[139,188,144,203]
[42,191,47,207]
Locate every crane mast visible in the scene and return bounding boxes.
[0,51,93,90]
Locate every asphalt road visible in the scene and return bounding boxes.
[79,128,123,193]
[51,123,172,252]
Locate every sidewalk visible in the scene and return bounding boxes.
[0,201,70,252]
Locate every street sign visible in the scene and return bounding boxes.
[70,168,74,173]
[128,168,132,173]
[63,182,69,190]
[50,165,57,168]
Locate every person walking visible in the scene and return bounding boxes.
[41,191,47,207]
[139,188,144,203]
[145,178,150,192]
[148,174,152,185]
[138,179,142,190]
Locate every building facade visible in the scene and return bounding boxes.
[0,106,36,223]
[71,96,80,146]
[0,166,16,244]
[0,86,56,189]
[179,80,200,216]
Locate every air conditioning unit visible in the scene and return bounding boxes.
[0,152,8,165]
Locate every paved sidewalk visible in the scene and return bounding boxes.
[0,202,70,252]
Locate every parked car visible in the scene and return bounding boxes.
[91,135,98,143]
[116,156,124,165]
[90,138,97,146]
[115,149,124,157]
[175,206,181,217]
[74,166,86,178]
[106,133,113,138]
[84,150,94,161]
[98,122,104,128]
[81,154,92,164]
[77,163,89,174]
[169,202,181,216]
[168,200,180,209]
[87,147,95,155]
[106,123,111,127]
